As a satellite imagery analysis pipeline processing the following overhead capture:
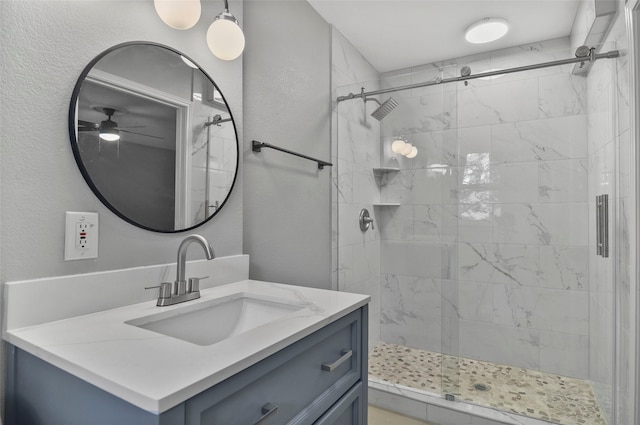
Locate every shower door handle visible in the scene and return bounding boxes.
[596,195,602,256]
[596,194,609,258]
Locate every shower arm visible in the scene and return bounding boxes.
[337,48,620,102]
[204,114,232,127]
[361,88,382,106]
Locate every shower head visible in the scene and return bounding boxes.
[368,97,399,121]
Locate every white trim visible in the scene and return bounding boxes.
[87,69,191,110]
[624,1,640,423]
[174,107,191,230]
[86,69,193,229]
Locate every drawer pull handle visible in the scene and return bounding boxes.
[321,349,353,372]
[254,402,278,424]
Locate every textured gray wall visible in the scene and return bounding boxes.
[0,0,244,283]
[243,1,332,289]
[78,137,177,231]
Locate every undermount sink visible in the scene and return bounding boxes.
[126,292,308,346]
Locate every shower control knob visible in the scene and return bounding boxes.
[359,208,374,231]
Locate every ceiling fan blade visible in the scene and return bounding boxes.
[120,129,165,140]
[78,120,99,130]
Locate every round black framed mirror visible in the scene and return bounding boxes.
[69,42,239,232]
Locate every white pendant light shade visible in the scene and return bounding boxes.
[207,12,245,61]
[154,0,202,30]
[465,18,509,44]
[391,139,407,154]
[406,146,418,159]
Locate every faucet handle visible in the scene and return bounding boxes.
[144,282,172,299]
[187,276,210,293]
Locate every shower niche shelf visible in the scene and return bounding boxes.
[373,203,400,207]
[372,167,400,174]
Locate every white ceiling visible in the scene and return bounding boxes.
[307,0,583,73]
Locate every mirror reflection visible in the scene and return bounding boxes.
[70,42,238,232]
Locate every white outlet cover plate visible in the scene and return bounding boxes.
[64,212,99,261]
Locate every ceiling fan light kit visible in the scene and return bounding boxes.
[78,106,165,143]
[154,0,245,61]
[99,124,120,142]
[98,108,120,141]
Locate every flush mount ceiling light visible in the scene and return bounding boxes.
[207,0,245,61]
[154,0,202,30]
[465,18,509,44]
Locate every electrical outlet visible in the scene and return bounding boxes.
[77,222,89,248]
[65,212,98,260]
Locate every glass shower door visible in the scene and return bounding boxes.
[447,43,617,425]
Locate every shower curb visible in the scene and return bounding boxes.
[368,376,554,425]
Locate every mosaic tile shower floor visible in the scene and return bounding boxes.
[369,343,607,425]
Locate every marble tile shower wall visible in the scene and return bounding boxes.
[377,39,593,379]
[331,27,382,350]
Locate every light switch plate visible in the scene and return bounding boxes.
[64,212,99,260]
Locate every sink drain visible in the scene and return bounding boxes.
[473,383,489,392]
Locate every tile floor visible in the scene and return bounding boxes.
[369,342,607,425]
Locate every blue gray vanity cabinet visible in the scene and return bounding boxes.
[5,306,368,425]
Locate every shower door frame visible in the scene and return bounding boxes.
[625,1,640,422]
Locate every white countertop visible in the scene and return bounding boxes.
[4,280,369,414]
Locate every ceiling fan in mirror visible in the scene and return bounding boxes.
[78,107,164,142]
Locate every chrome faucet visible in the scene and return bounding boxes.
[155,234,215,307]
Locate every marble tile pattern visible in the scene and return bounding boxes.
[373,38,592,380]
[369,343,607,425]
[331,27,383,349]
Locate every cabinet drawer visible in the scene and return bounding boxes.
[313,383,364,425]
[186,309,363,425]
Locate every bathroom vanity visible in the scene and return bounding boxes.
[3,258,369,425]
